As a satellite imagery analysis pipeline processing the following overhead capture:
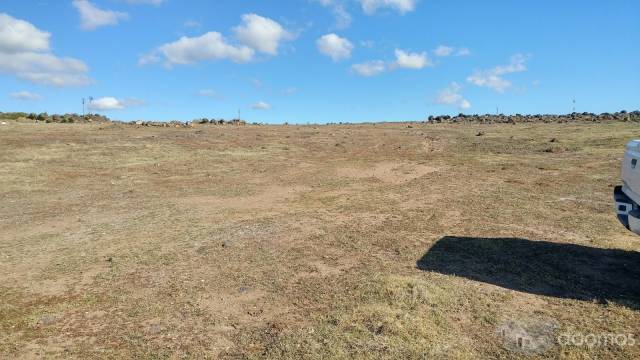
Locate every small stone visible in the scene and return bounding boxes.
[39,315,57,326]
[149,324,162,334]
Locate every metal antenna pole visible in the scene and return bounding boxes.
[82,98,85,117]
[572,99,576,113]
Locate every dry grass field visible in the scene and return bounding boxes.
[1,121,639,359]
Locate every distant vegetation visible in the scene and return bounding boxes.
[428,110,640,124]
[0,112,110,123]
[2,110,639,126]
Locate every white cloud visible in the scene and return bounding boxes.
[149,32,254,66]
[251,101,271,110]
[434,45,470,57]
[282,87,298,95]
[315,0,352,29]
[233,14,293,55]
[360,0,416,15]
[393,49,431,69]
[9,91,41,101]
[360,40,374,48]
[72,0,129,31]
[317,33,353,61]
[197,89,217,97]
[88,97,144,111]
[137,52,160,66]
[0,13,50,53]
[435,82,471,109]
[351,60,386,76]
[142,14,292,67]
[466,54,528,92]
[183,20,201,29]
[331,4,352,29]
[434,45,453,57]
[121,0,164,5]
[350,48,429,77]
[0,14,91,87]
[251,78,263,88]
[456,47,470,56]
[88,97,124,110]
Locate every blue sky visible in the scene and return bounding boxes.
[0,0,638,124]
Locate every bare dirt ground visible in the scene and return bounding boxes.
[1,121,639,359]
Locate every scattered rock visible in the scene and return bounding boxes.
[39,315,57,326]
[476,131,485,136]
[550,138,558,143]
[544,145,568,153]
[426,111,640,124]
[148,324,162,334]
[222,240,232,248]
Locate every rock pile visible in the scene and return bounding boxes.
[130,118,248,127]
[427,111,640,124]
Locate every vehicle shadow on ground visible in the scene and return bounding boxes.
[417,236,640,310]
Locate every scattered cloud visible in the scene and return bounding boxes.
[393,49,431,69]
[183,20,201,29]
[350,48,430,77]
[251,101,271,110]
[435,82,471,109]
[0,13,91,86]
[456,47,470,56]
[251,78,264,89]
[360,0,416,15]
[88,97,125,110]
[351,60,386,76]
[197,89,218,98]
[233,14,293,55]
[137,52,160,66]
[9,91,42,101]
[88,97,145,110]
[121,0,164,5]
[434,45,453,57]
[72,0,129,31]
[467,54,528,92]
[147,32,254,66]
[282,87,298,95]
[0,13,50,53]
[434,46,470,57]
[317,33,353,61]
[143,14,292,66]
[360,40,375,48]
[315,0,352,30]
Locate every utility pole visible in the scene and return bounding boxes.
[238,109,241,121]
[82,97,93,117]
[572,99,576,113]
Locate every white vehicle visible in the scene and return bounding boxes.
[615,140,640,234]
